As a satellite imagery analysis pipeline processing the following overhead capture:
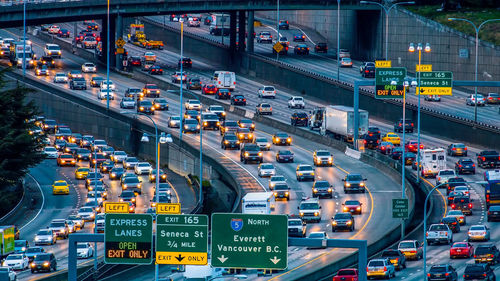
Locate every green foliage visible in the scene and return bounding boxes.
[0,70,44,186]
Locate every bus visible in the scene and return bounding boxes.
[485,170,500,207]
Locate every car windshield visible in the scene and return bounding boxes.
[316,151,330,156]
[334,213,351,219]
[45,147,56,152]
[453,243,468,248]
[308,233,325,239]
[189,100,200,104]
[288,220,302,226]
[470,226,486,231]
[399,242,414,248]
[440,170,455,175]
[347,174,362,181]
[50,222,65,227]
[465,265,486,273]
[448,211,462,215]
[80,207,93,213]
[225,135,237,141]
[121,192,134,198]
[300,203,319,209]
[7,254,23,260]
[211,106,224,111]
[442,217,455,223]
[430,225,448,231]
[475,247,493,255]
[126,157,138,162]
[124,178,140,184]
[264,86,274,91]
[147,84,158,89]
[430,266,447,273]
[345,200,359,205]
[314,181,329,188]
[274,184,288,190]
[185,119,198,125]
[298,166,312,171]
[271,176,285,182]
[225,121,238,127]
[240,119,252,124]
[37,230,51,235]
[53,182,66,186]
[260,104,271,108]
[489,206,500,211]
[276,133,288,138]
[14,241,25,247]
[34,254,50,261]
[138,163,150,167]
[26,248,42,254]
[245,145,259,151]
[381,250,399,257]
[279,151,292,155]
[369,261,384,267]
[77,243,89,249]
[261,164,274,169]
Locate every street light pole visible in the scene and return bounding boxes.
[276,0,280,60]
[447,18,500,123]
[179,20,184,142]
[22,0,26,77]
[106,0,110,110]
[360,1,415,60]
[336,0,340,81]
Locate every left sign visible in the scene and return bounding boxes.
[104,214,153,264]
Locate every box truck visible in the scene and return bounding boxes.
[241,192,275,214]
[0,226,15,258]
[418,148,446,178]
[309,105,369,143]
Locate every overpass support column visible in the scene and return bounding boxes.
[116,14,124,70]
[246,11,254,53]
[237,11,246,52]
[229,11,237,53]
[101,15,117,68]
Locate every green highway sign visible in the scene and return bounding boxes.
[156,214,208,265]
[416,71,453,96]
[392,198,409,219]
[104,214,153,264]
[211,213,288,269]
[375,67,407,99]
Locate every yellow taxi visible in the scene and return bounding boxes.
[52,180,69,195]
[75,167,90,180]
[382,132,401,146]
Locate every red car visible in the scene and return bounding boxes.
[149,66,163,75]
[333,268,358,281]
[377,142,394,155]
[128,56,141,66]
[202,84,217,95]
[142,84,160,98]
[57,153,76,167]
[405,140,424,153]
[450,242,473,258]
[342,200,362,215]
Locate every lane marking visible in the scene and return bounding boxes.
[20,173,45,231]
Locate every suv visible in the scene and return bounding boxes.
[394,119,414,133]
[440,216,460,233]
[287,96,305,109]
[366,258,395,280]
[313,150,333,167]
[69,77,87,90]
[426,224,453,245]
[298,198,321,223]
[463,264,495,280]
[342,174,367,193]
[451,196,472,215]
[312,180,333,198]
[397,240,423,260]
[474,244,500,265]
[315,42,328,53]
[428,264,458,281]
[381,249,406,270]
[436,169,457,186]
[48,219,69,239]
[288,218,306,237]
[240,144,263,164]
[331,212,354,232]
[30,253,57,273]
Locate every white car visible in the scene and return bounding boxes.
[436,169,456,186]
[188,18,200,27]
[98,89,115,100]
[53,72,68,83]
[2,254,29,270]
[66,220,77,233]
[110,151,127,163]
[287,96,305,109]
[254,137,271,151]
[48,25,60,34]
[0,266,17,281]
[269,175,286,190]
[466,94,486,106]
[87,191,104,204]
[258,86,276,98]
[135,162,153,175]
[258,163,276,177]
[467,225,490,241]
[100,80,115,90]
[168,116,181,128]
[454,186,470,197]
[43,146,58,158]
[81,62,96,73]
[34,229,57,245]
[44,43,61,58]
[76,243,94,259]
[208,105,226,119]
[77,207,95,222]
[185,99,202,110]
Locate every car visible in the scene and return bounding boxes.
[153,98,169,111]
[340,57,353,67]
[25,247,45,263]
[440,216,460,233]
[331,212,356,232]
[48,219,69,239]
[202,84,217,95]
[43,146,58,159]
[342,200,363,215]
[34,65,48,76]
[338,48,350,58]
[137,100,155,115]
[487,205,500,221]
[149,169,167,183]
[201,113,220,130]
[86,22,99,31]
[188,17,201,27]
[119,97,136,109]
[30,253,57,273]
[451,196,472,215]
[89,152,106,168]
[405,140,423,153]
[125,87,143,99]
[142,84,160,98]
[463,264,495,281]
[256,103,272,115]
[171,71,187,83]
[313,150,333,167]
[277,19,289,29]
[446,210,466,225]
[454,158,476,175]
[149,65,163,75]
[167,116,181,128]
[293,33,306,42]
[394,119,414,133]
[57,154,76,167]
[74,148,91,162]
[128,56,142,66]
[77,207,95,222]
[381,249,406,271]
[382,132,401,146]
[44,43,61,58]
[360,61,375,73]
[276,150,294,163]
[397,240,422,260]
[34,229,56,246]
[294,44,309,55]
[178,57,192,68]
[99,160,114,173]
[448,143,468,156]
[306,232,329,249]
[142,52,156,63]
[53,72,68,83]
[366,259,396,280]
[476,150,500,168]
[468,225,491,242]
[220,134,240,150]
[436,169,456,186]
[182,118,201,133]
[220,120,239,136]
[98,89,114,100]
[123,157,139,169]
[215,88,231,100]
[427,264,458,281]
[290,112,308,126]
[231,95,247,106]
[257,31,272,43]
[453,186,470,197]
[474,244,500,265]
[120,190,138,205]
[257,86,276,99]
[268,175,286,190]
[63,143,79,155]
[272,132,292,146]
[52,180,69,195]
[258,163,276,177]
[288,217,306,237]
[185,99,201,111]
[424,95,441,102]
[315,42,328,53]
[485,92,500,104]
[81,62,96,73]
[186,78,202,90]
[54,139,66,151]
[2,253,29,270]
[466,94,486,106]
[236,128,253,143]
[312,180,333,198]
[14,240,29,254]
[447,178,467,196]
[39,56,56,68]
[82,36,97,49]
[208,105,226,120]
[69,77,87,90]
[287,96,305,109]
[449,242,474,259]
[135,162,153,175]
[240,144,263,164]
[273,182,290,200]
[184,110,200,120]
[296,164,315,181]
[75,242,94,259]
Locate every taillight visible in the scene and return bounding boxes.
[491,254,494,258]
[451,204,455,208]
[445,273,450,276]
[484,273,488,277]
[383,266,387,272]
[487,194,490,202]
[365,70,369,73]
[474,255,477,258]
[366,267,369,272]
[469,203,472,208]
[459,164,462,167]
[482,157,486,161]
[427,273,431,277]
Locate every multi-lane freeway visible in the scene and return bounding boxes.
[0,12,499,281]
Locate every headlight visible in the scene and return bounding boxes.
[287,138,291,142]
[224,140,229,144]
[258,152,263,156]
[346,183,351,187]
[343,207,348,211]
[314,212,319,216]
[360,182,365,186]
[276,138,280,142]
[31,263,36,267]
[313,188,317,193]
[111,173,116,177]
[222,112,226,116]
[332,221,337,225]
[43,262,49,266]
[328,157,333,162]
[328,188,332,192]
[356,207,361,210]
[196,125,200,129]
[274,192,278,196]
[347,220,352,225]
[299,212,304,216]
[244,152,249,157]
[123,184,128,188]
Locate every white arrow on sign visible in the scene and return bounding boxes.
[217,255,228,263]
[270,256,281,264]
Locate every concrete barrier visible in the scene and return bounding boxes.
[345,147,361,160]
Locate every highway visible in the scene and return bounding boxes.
[0,24,406,280]
[1,15,499,280]
[149,15,500,128]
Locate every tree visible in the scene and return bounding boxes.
[0,70,44,187]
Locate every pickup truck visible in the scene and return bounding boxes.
[332,268,358,281]
[426,224,453,245]
[477,150,500,168]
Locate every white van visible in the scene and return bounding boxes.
[44,43,61,58]
[242,192,275,214]
[213,71,236,91]
[419,148,446,178]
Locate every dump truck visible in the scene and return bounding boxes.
[0,226,15,259]
[127,24,164,50]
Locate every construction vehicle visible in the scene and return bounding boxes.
[127,24,164,50]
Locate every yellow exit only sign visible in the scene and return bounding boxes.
[375,60,391,68]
